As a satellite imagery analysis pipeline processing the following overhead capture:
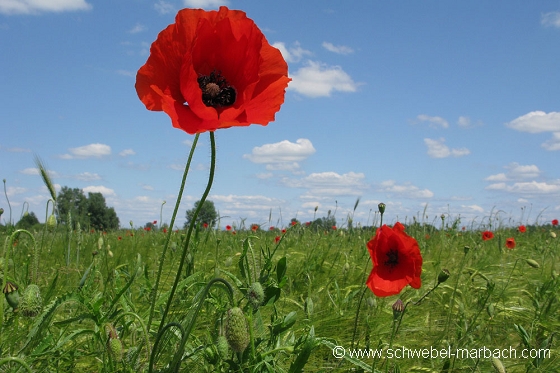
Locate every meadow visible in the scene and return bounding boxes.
[0,209,558,372]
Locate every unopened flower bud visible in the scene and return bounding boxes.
[225,307,249,353]
[20,284,42,317]
[392,299,404,319]
[3,281,20,311]
[47,214,57,231]
[526,259,540,269]
[247,282,265,309]
[216,335,229,359]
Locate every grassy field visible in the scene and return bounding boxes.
[0,212,558,372]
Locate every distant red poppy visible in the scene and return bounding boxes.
[552,219,559,226]
[332,226,337,230]
[275,236,281,244]
[136,7,290,134]
[291,221,297,226]
[203,222,208,229]
[145,227,151,231]
[153,220,157,225]
[251,224,258,232]
[518,225,526,233]
[163,228,168,234]
[269,226,275,231]
[226,225,232,231]
[505,237,516,249]
[366,222,423,297]
[118,236,122,241]
[281,228,286,234]
[305,221,311,227]
[482,231,494,241]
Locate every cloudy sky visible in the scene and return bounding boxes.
[1,0,559,229]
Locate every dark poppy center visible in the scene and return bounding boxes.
[384,248,399,269]
[197,71,236,108]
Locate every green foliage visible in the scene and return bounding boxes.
[15,212,40,230]
[57,187,120,231]
[185,199,217,228]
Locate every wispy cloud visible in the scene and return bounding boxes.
[416,114,449,128]
[182,0,229,9]
[83,185,116,196]
[322,42,354,55]
[75,172,102,181]
[377,180,434,199]
[243,138,315,173]
[0,0,92,15]
[272,42,312,63]
[282,171,367,196]
[154,0,175,15]
[485,162,559,196]
[506,111,560,151]
[486,163,541,181]
[289,60,360,97]
[60,143,111,159]
[119,149,136,157]
[128,23,145,34]
[424,138,470,158]
[541,11,560,28]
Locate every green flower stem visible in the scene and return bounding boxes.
[0,357,33,372]
[147,133,200,333]
[157,131,216,334]
[2,179,12,227]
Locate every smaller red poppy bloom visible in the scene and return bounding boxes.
[163,228,168,234]
[118,236,122,241]
[482,231,494,241]
[269,226,275,231]
[203,223,208,229]
[552,219,559,226]
[232,231,237,235]
[153,220,157,225]
[291,221,297,226]
[251,224,259,232]
[305,221,311,227]
[275,236,281,244]
[281,228,286,234]
[332,226,337,230]
[226,225,232,231]
[518,225,526,233]
[366,222,423,297]
[505,237,516,249]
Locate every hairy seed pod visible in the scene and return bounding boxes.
[491,357,507,373]
[526,259,540,269]
[108,337,123,362]
[3,281,20,311]
[247,282,265,309]
[225,307,249,353]
[19,284,42,317]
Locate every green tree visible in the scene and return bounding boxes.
[16,211,40,230]
[56,187,89,228]
[87,192,119,231]
[184,200,218,228]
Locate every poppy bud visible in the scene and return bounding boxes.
[225,307,249,353]
[366,296,376,308]
[378,203,386,215]
[491,357,506,373]
[463,246,471,255]
[305,296,314,318]
[23,211,29,217]
[550,231,557,239]
[20,284,42,317]
[392,299,404,319]
[47,214,57,231]
[526,259,540,269]
[3,281,20,311]
[437,269,450,284]
[0,207,4,216]
[216,335,229,359]
[247,282,265,309]
[108,337,124,362]
[98,237,104,251]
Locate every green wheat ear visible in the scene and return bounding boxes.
[34,155,57,202]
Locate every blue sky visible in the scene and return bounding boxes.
[1,0,560,229]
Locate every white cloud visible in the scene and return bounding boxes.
[243,138,315,172]
[461,204,484,213]
[5,186,27,197]
[75,172,101,181]
[182,0,228,9]
[378,180,434,199]
[154,0,174,15]
[486,162,542,181]
[506,111,560,133]
[272,42,313,63]
[416,114,449,128]
[211,194,286,220]
[116,70,135,77]
[289,60,360,97]
[119,149,136,157]
[486,181,560,194]
[82,185,116,196]
[128,23,145,34]
[20,167,59,178]
[424,138,470,158]
[61,143,111,159]
[541,11,560,28]
[542,132,560,151]
[322,42,354,55]
[283,171,367,196]
[0,0,92,15]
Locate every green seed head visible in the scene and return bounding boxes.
[305,296,314,317]
[491,357,507,373]
[3,281,20,310]
[247,282,265,309]
[216,335,229,359]
[225,307,249,353]
[437,269,451,284]
[526,259,540,269]
[20,284,42,317]
[378,203,386,215]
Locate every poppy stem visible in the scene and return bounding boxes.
[157,131,216,335]
[146,133,200,334]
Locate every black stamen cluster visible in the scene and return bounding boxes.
[197,71,236,108]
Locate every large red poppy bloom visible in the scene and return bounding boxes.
[366,222,423,297]
[552,219,559,226]
[136,7,291,134]
[482,231,494,241]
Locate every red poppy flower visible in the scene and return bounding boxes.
[275,235,281,244]
[366,222,423,297]
[281,228,286,234]
[163,228,168,234]
[118,236,122,241]
[332,226,337,230]
[482,231,494,241]
[291,221,297,226]
[518,225,526,233]
[251,224,259,232]
[552,219,559,226]
[136,6,291,135]
[226,225,232,231]
[505,237,516,249]
[203,222,208,229]
[269,226,275,231]
[153,220,157,225]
